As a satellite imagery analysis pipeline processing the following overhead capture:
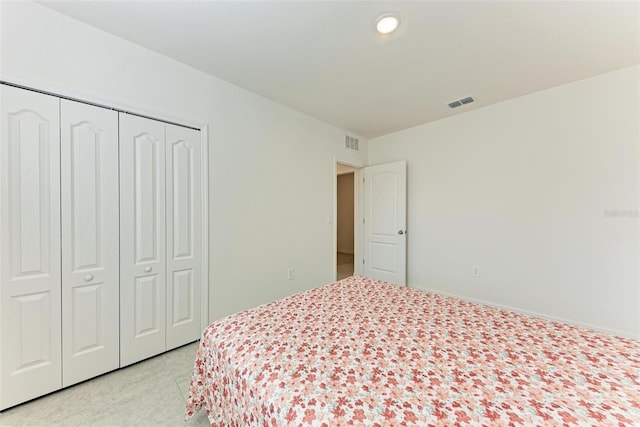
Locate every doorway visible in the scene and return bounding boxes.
[336,163,357,280]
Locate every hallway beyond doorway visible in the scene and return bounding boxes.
[337,252,354,280]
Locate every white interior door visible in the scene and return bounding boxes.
[61,100,119,386]
[119,114,166,367]
[165,124,201,350]
[0,86,61,410]
[363,161,407,285]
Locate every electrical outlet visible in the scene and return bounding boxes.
[472,265,481,278]
[288,267,295,280]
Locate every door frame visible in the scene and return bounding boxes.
[333,158,364,281]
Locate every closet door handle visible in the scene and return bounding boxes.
[84,274,94,281]
[144,266,152,273]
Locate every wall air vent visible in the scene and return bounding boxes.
[448,96,475,109]
[345,135,359,151]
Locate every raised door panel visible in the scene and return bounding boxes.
[0,85,61,410]
[61,100,119,387]
[119,114,166,367]
[165,125,201,350]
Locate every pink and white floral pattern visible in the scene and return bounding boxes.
[185,276,640,426]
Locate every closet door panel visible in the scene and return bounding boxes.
[119,114,166,367]
[0,86,61,410]
[165,125,201,350]
[61,100,119,387]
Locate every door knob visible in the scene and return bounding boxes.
[84,274,94,281]
[398,230,405,235]
[144,266,152,272]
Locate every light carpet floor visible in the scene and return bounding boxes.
[0,342,210,427]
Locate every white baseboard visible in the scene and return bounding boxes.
[409,284,639,341]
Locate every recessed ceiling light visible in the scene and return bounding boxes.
[376,14,400,34]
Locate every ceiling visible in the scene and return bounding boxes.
[41,1,639,139]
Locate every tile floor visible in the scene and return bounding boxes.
[337,252,354,280]
[0,342,210,427]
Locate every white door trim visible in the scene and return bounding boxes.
[199,126,209,331]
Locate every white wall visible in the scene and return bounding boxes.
[0,1,368,321]
[369,66,640,339]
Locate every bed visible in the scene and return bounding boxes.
[185,276,640,426]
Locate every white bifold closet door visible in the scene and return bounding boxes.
[119,114,201,366]
[0,85,61,410]
[60,100,119,387]
[165,124,202,351]
[119,114,167,367]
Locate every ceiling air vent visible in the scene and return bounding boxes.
[448,96,475,109]
[345,135,359,151]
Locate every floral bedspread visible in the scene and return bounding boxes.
[185,276,640,426]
